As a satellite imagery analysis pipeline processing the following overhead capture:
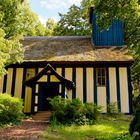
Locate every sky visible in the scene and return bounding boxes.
[29,0,82,25]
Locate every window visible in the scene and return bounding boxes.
[96,68,106,86]
[26,69,35,80]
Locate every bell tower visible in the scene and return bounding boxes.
[90,7,124,46]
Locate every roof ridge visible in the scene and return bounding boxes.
[23,36,91,41]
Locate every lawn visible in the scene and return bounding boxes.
[42,115,132,140]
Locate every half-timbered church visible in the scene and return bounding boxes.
[0,9,133,114]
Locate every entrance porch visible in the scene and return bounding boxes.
[25,64,75,113]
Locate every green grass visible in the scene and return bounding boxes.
[42,115,132,140]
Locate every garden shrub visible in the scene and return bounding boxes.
[129,92,140,138]
[107,102,118,114]
[133,93,140,114]
[106,102,124,118]
[129,106,140,137]
[85,103,101,121]
[0,94,24,125]
[47,96,66,111]
[47,96,67,124]
[48,96,101,125]
[65,98,86,125]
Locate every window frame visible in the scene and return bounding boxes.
[96,68,106,87]
[26,68,36,80]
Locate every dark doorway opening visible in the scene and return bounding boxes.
[38,83,59,111]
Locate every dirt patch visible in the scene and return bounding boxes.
[0,120,48,140]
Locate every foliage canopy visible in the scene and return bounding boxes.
[94,0,140,87]
[54,0,140,91]
[54,0,94,36]
[0,0,46,76]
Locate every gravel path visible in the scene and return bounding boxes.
[0,120,48,140]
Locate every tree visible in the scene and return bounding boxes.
[27,22,46,36]
[94,0,140,94]
[45,18,57,36]
[93,0,140,136]
[54,0,139,87]
[0,0,46,37]
[54,0,94,36]
[0,0,25,76]
[0,29,23,76]
[0,0,46,76]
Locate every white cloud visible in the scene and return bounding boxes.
[38,0,82,24]
[67,0,82,6]
[40,0,82,10]
[38,15,48,25]
[40,0,67,10]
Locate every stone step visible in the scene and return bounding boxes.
[33,111,51,114]
[33,114,52,117]
[32,111,52,121]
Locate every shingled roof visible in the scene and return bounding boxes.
[21,36,133,63]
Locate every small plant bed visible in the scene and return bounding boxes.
[47,96,101,125]
[43,115,132,140]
